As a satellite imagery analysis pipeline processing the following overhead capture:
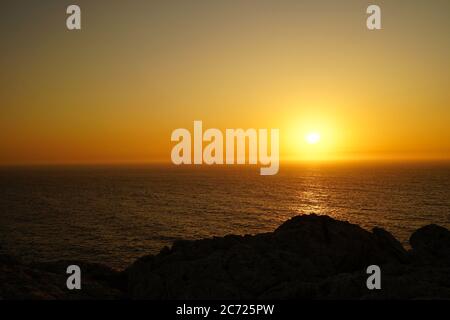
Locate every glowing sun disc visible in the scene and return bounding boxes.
[305,132,321,144]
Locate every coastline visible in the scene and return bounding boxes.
[1,214,450,300]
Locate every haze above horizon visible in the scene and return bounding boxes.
[1,0,450,165]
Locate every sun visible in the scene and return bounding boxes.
[305,132,321,144]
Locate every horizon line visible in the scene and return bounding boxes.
[2,157,450,168]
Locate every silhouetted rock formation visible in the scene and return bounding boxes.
[410,224,450,264]
[1,214,450,299]
[0,255,124,299]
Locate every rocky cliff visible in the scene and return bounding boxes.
[1,214,450,299]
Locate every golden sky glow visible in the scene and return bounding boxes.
[1,0,450,165]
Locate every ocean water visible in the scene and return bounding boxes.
[0,163,449,269]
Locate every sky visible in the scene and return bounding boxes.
[1,0,450,165]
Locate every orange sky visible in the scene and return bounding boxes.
[1,0,450,165]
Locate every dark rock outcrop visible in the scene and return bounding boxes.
[125,214,450,299]
[0,255,123,299]
[410,224,450,264]
[1,214,450,299]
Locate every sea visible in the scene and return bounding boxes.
[1,162,449,269]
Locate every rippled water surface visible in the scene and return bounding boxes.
[1,163,449,269]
